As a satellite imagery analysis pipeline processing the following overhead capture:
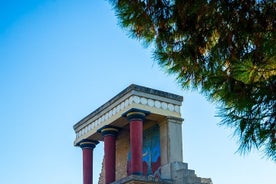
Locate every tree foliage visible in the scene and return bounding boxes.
[108,0,276,161]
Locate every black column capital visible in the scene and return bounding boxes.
[78,139,99,149]
[122,108,150,121]
[97,125,120,137]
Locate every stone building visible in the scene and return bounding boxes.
[73,84,213,184]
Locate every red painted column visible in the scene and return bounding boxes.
[98,126,119,184]
[79,139,99,184]
[130,118,143,175]
[123,108,149,176]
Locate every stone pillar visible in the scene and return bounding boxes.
[79,139,99,184]
[123,108,149,176]
[98,125,119,184]
[160,116,184,165]
[159,116,184,180]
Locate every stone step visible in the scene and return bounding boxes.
[176,168,196,177]
[184,175,202,184]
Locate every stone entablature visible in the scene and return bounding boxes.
[73,84,183,145]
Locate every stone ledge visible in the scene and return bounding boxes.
[111,175,173,184]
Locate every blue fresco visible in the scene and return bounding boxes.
[142,124,161,175]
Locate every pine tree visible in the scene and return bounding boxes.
[108,0,276,161]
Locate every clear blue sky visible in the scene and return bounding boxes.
[0,1,275,184]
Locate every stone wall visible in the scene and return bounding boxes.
[116,127,130,180]
[98,158,104,184]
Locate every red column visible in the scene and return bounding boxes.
[98,126,119,184]
[130,118,143,175]
[79,139,99,184]
[123,108,149,176]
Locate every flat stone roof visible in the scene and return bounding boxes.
[73,84,183,145]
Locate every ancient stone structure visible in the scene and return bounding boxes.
[73,84,212,184]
